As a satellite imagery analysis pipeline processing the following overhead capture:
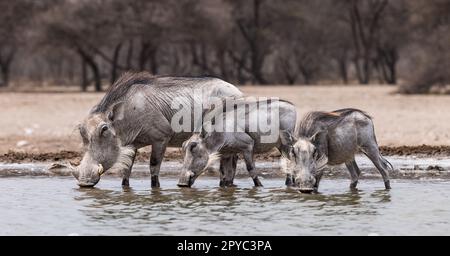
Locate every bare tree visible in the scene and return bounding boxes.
[228,0,275,84]
[346,0,389,84]
[2,0,448,91]
[399,0,450,93]
[0,0,38,86]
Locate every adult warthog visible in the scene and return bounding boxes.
[71,72,242,187]
[177,97,297,188]
[285,108,393,193]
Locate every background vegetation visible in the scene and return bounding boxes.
[0,0,448,93]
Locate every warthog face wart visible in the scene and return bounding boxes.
[290,138,322,193]
[72,103,126,187]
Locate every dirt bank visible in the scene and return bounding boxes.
[1,145,449,164]
[0,85,449,158]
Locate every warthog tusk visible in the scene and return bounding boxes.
[67,162,76,171]
[98,164,105,176]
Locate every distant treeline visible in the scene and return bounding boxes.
[0,0,448,93]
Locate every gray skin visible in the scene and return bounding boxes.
[71,72,242,188]
[177,98,297,188]
[287,108,393,193]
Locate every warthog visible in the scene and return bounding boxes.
[177,98,297,188]
[285,108,393,193]
[71,72,242,187]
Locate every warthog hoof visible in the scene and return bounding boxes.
[384,180,391,190]
[285,176,295,187]
[253,177,263,187]
[220,180,236,187]
[151,176,160,188]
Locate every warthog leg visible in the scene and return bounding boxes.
[243,150,263,187]
[150,141,168,188]
[278,144,295,187]
[285,174,295,187]
[121,149,137,188]
[219,155,238,187]
[345,159,360,191]
[362,145,392,190]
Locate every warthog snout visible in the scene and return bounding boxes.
[70,163,104,188]
[299,188,315,193]
[177,170,196,188]
[77,181,98,188]
[296,176,316,194]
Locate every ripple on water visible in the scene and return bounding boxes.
[0,176,449,235]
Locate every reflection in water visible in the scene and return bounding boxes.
[73,178,391,232]
[370,190,392,203]
[0,177,448,235]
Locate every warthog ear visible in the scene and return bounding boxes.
[310,128,329,161]
[281,130,297,145]
[309,129,327,143]
[78,124,89,145]
[204,152,221,170]
[199,121,211,139]
[108,101,126,122]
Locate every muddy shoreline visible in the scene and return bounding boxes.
[0,145,449,164]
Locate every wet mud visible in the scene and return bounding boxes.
[0,145,448,164]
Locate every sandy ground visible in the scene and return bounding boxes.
[0,85,449,160]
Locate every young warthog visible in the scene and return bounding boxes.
[177,97,297,188]
[71,72,242,187]
[286,108,393,193]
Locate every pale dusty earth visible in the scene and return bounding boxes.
[0,85,449,156]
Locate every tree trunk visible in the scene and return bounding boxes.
[78,48,102,92]
[110,42,123,85]
[362,50,371,84]
[138,42,150,71]
[279,57,296,85]
[235,0,267,85]
[0,49,15,87]
[89,61,102,92]
[81,58,88,92]
[387,62,396,84]
[338,58,348,84]
[348,0,388,85]
[217,50,229,81]
[0,65,10,87]
[377,47,397,84]
[126,39,134,70]
[149,48,158,75]
[299,66,312,85]
[251,0,267,84]
[237,51,248,84]
[372,57,385,84]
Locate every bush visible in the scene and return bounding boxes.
[399,60,450,94]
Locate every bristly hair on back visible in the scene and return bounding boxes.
[297,108,371,138]
[91,72,156,113]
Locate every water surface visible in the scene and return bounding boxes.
[0,176,449,235]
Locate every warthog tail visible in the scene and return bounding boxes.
[381,156,394,172]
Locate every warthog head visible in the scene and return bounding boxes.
[289,138,322,193]
[71,102,133,187]
[177,134,219,187]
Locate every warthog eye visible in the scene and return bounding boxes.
[100,124,108,135]
[189,142,198,151]
[290,147,296,158]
